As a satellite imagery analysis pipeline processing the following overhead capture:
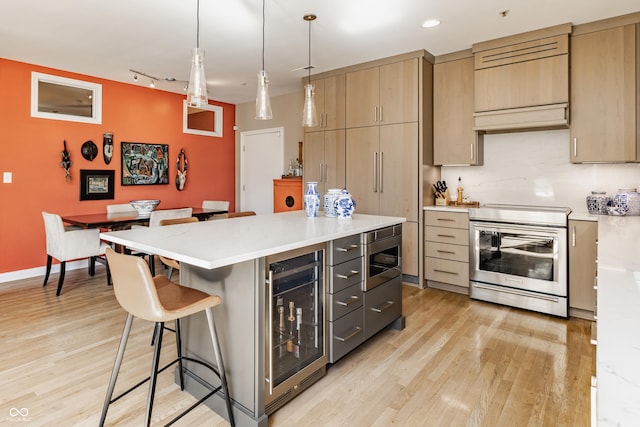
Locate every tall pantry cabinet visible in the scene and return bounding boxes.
[303,51,434,283]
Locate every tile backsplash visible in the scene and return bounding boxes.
[440,129,640,213]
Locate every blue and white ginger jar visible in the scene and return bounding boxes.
[334,189,356,220]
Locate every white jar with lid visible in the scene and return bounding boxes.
[323,188,341,217]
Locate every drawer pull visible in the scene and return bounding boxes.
[336,244,359,252]
[336,295,360,307]
[436,250,456,254]
[336,270,360,279]
[335,326,362,342]
[371,300,395,313]
[434,269,458,275]
[436,234,455,238]
[436,218,455,222]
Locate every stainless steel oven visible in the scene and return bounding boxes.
[363,224,402,291]
[469,204,570,317]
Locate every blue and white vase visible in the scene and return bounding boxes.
[304,182,320,217]
[613,188,640,216]
[334,188,356,220]
[323,188,342,217]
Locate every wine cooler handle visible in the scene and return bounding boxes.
[266,270,274,396]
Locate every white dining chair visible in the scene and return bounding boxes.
[148,208,193,228]
[42,211,111,296]
[202,200,229,220]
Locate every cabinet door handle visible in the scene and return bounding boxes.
[336,270,360,279]
[373,152,378,192]
[379,151,384,193]
[379,105,383,123]
[374,106,378,123]
[323,163,328,183]
[319,163,323,183]
[471,143,474,161]
[573,137,578,158]
[336,244,359,252]
[572,226,576,247]
[371,300,395,313]
[336,295,360,306]
[434,269,458,275]
[335,326,362,342]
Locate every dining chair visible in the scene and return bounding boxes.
[202,200,230,220]
[42,211,111,296]
[148,208,193,228]
[106,203,138,215]
[226,211,256,218]
[158,216,199,279]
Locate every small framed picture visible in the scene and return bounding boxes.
[80,169,115,200]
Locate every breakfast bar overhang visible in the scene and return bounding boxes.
[100,211,406,426]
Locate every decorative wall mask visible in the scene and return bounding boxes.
[60,140,72,182]
[81,140,98,161]
[103,132,113,164]
[176,148,188,191]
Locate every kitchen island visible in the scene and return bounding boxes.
[596,215,640,426]
[100,211,405,426]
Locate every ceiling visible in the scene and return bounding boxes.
[2,1,639,105]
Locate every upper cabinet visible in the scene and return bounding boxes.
[433,53,483,165]
[304,74,346,133]
[472,24,571,132]
[345,58,419,128]
[570,23,639,163]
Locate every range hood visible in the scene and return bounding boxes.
[472,24,571,133]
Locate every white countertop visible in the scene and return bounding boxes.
[423,205,470,213]
[569,211,600,221]
[596,215,640,425]
[100,211,405,270]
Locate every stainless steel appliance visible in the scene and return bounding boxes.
[363,224,404,339]
[364,224,402,291]
[264,243,327,414]
[469,204,571,317]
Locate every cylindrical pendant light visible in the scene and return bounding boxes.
[255,0,272,120]
[187,0,209,108]
[302,14,318,128]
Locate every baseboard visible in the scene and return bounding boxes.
[0,260,89,284]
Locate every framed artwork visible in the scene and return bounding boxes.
[121,142,169,185]
[80,169,114,200]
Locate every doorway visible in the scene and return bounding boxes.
[240,127,284,214]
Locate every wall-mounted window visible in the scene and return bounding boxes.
[183,100,223,137]
[31,72,102,124]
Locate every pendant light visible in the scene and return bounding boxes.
[255,0,272,120]
[302,14,318,127]
[186,0,209,108]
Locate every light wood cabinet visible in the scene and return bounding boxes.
[433,54,483,165]
[569,219,597,320]
[345,58,419,128]
[303,129,346,197]
[346,123,418,222]
[424,209,470,294]
[570,24,638,163]
[304,74,346,133]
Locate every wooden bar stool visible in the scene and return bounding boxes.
[100,248,234,426]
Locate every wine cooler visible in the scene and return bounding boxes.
[265,243,327,414]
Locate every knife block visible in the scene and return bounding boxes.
[435,189,451,205]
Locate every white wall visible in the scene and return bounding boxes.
[440,129,640,213]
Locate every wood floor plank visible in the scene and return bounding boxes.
[0,264,594,426]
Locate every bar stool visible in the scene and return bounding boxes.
[100,248,234,426]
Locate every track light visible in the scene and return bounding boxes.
[149,80,155,88]
[133,74,138,82]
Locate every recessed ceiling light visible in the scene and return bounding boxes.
[421,19,440,28]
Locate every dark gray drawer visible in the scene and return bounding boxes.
[364,276,402,340]
[328,234,362,265]
[329,282,363,321]
[329,307,364,363]
[329,256,363,293]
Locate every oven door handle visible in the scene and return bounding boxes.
[472,282,560,303]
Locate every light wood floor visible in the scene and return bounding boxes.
[0,264,594,426]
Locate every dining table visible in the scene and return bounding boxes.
[61,207,228,230]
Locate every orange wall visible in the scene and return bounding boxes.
[0,59,236,273]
